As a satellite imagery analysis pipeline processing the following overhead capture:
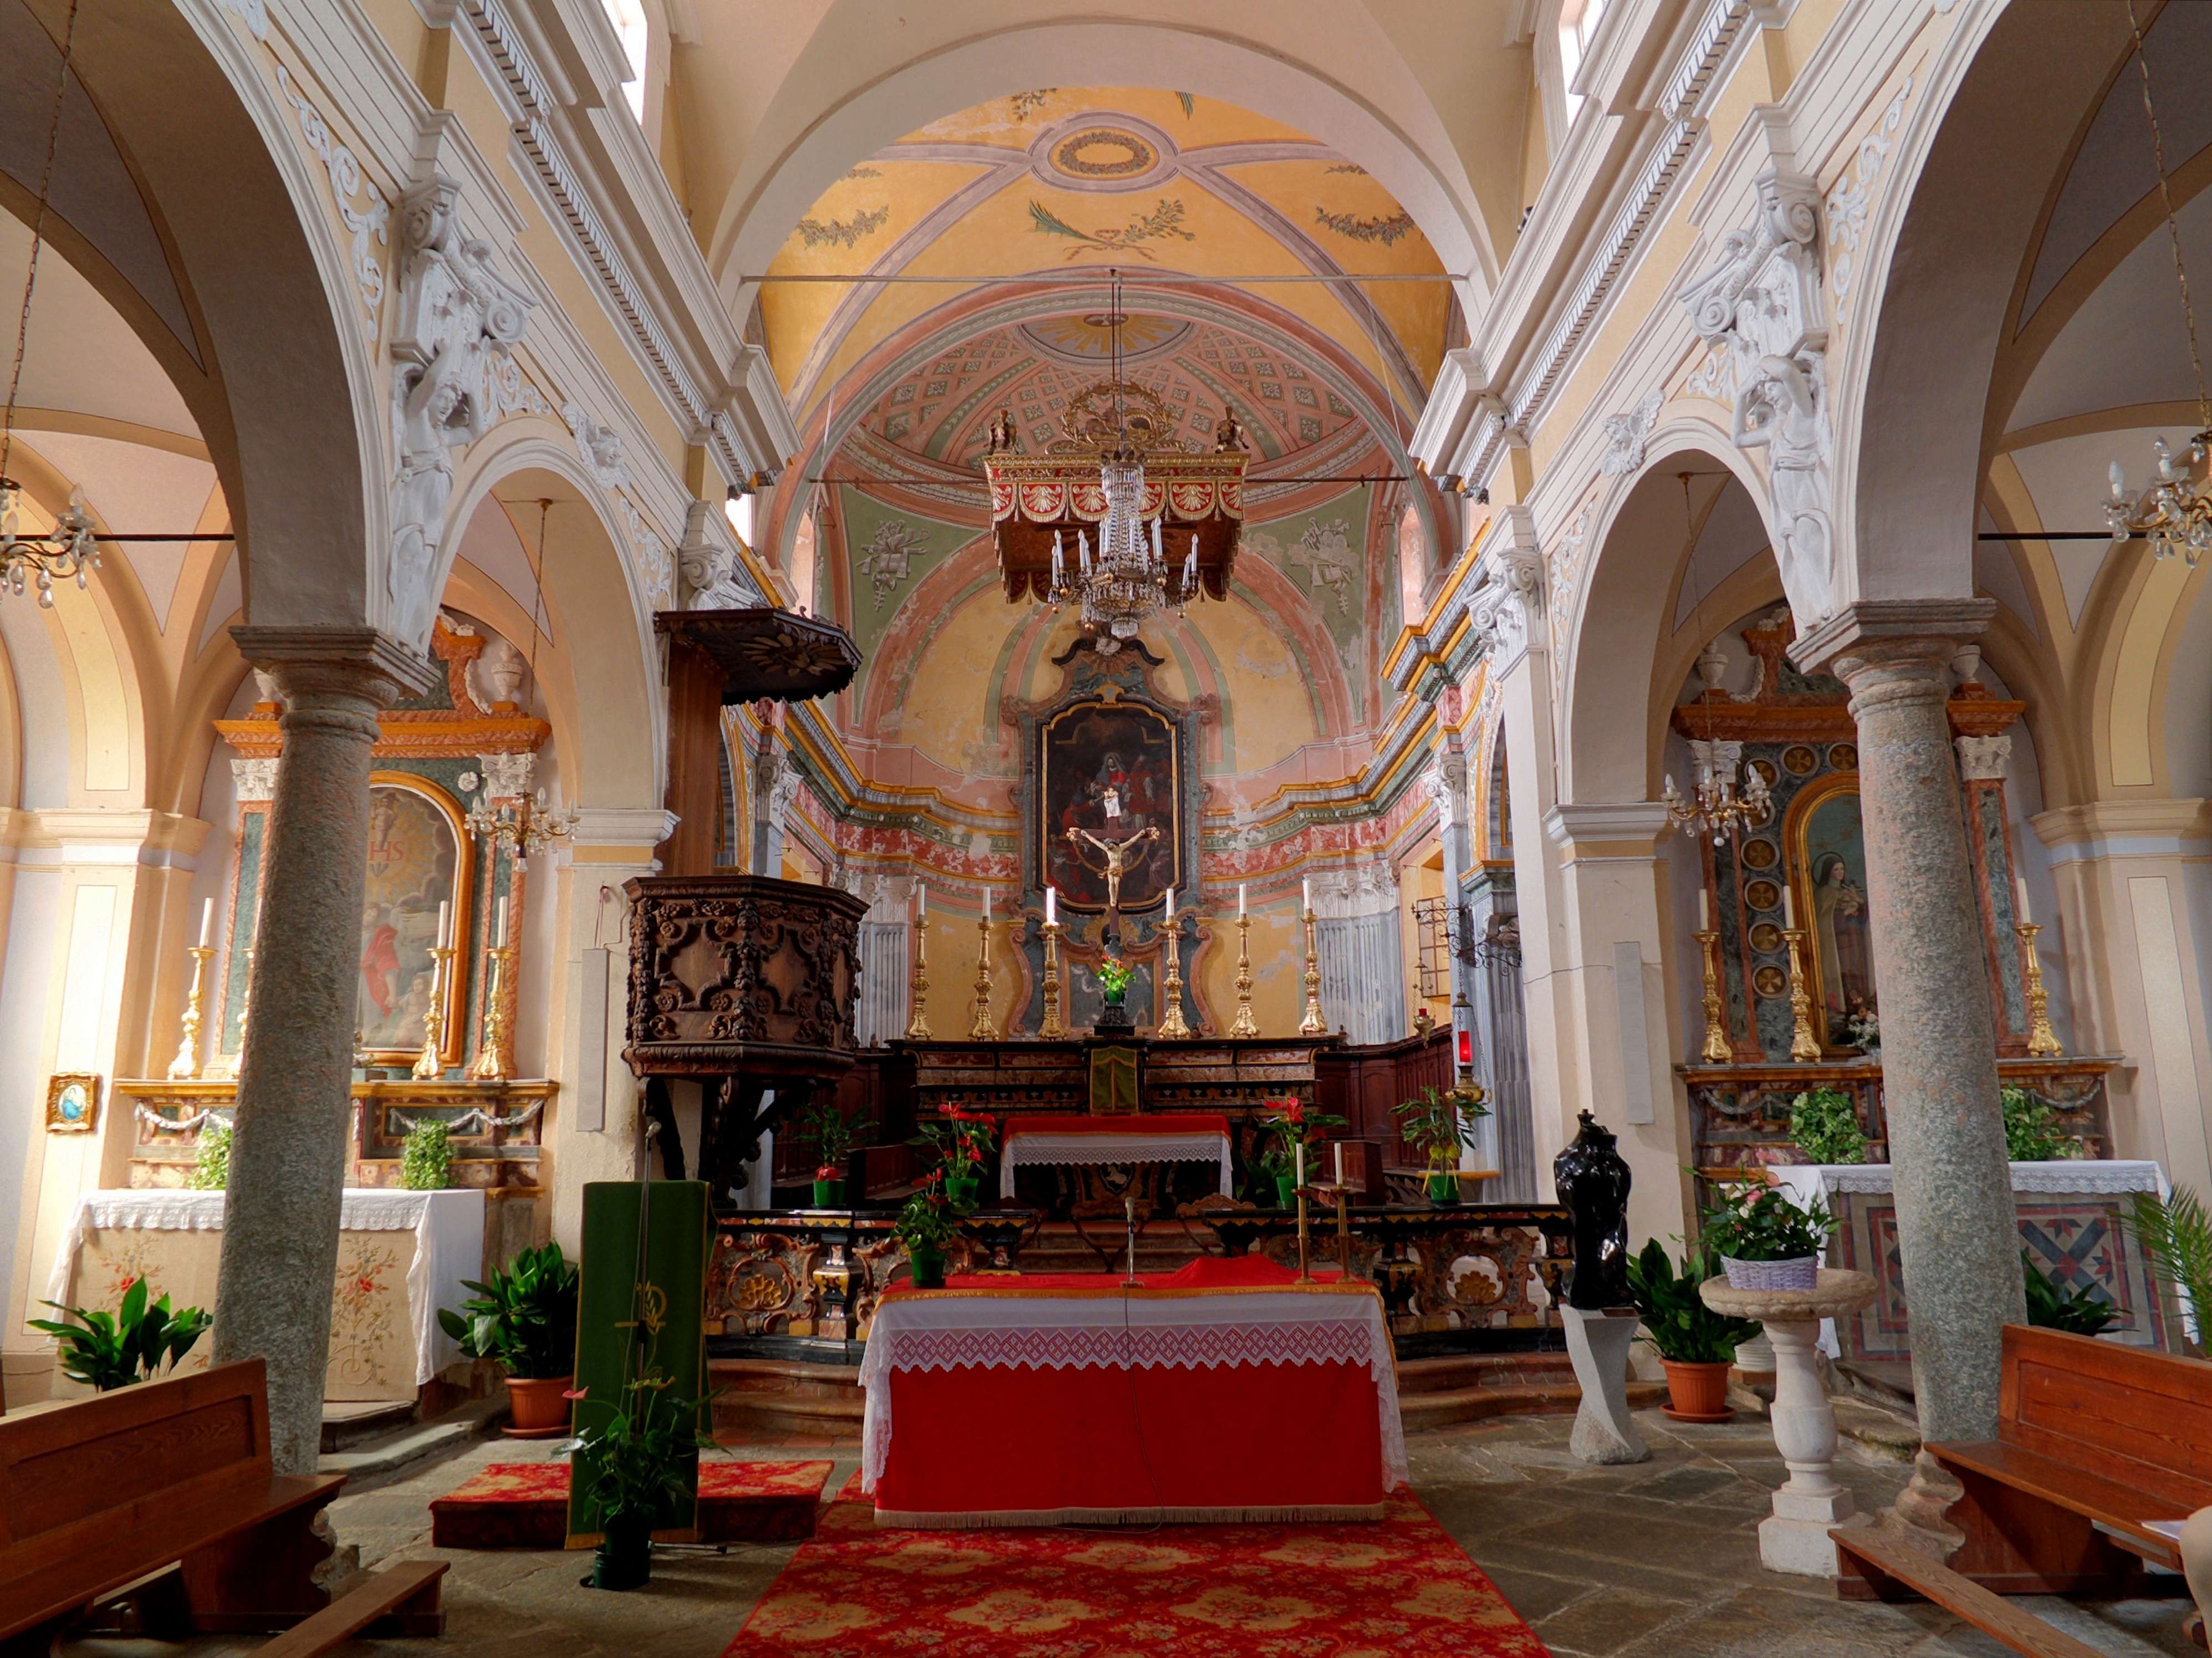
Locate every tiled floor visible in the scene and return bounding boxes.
[58,1409,2201,1658]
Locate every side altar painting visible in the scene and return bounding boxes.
[1039,700,1181,913]
[1786,776,1874,1048]
[359,777,469,1062]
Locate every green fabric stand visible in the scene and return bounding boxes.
[565,1180,712,1547]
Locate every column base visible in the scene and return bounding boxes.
[1562,1306,1648,1465]
[1761,1509,1869,1577]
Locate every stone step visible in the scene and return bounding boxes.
[1395,1353,1576,1396]
[1399,1374,1666,1431]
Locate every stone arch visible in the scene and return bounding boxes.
[708,13,1500,320]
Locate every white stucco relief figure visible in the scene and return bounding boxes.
[678,501,760,610]
[388,179,538,650]
[1678,168,1835,628]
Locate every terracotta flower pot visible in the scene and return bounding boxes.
[1660,1359,1734,1423]
[505,1373,574,1436]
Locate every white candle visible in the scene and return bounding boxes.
[2016,875,2033,926]
[1045,885,1056,926]
[1238,883,1247,917]
[1164,887,1174,922]
[1333,1140,1345,1186]
[1781,885,1794,930]
[1295,1139,1305,1191]
[1698,888,1710,932]
[494,897,508,947]
[1303,876,1312,914]
[917,884,926,918]
[983,886,992,923]
[197,899,213,948]
[436,899,450,950]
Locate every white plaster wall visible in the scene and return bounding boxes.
[0,867,59,1333]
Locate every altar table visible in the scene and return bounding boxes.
[859,1256,1404,1528]
[44,1187,485,1399]
[997,1112,1233,1198]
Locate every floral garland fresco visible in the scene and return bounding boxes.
[1315,207,1416,246]
[1027,198,1197,259]
[796,205,889,249]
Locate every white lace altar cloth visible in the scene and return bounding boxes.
[45,1187,486,1385]
[860,1284,1404,1493]
[998,1124,1233,1198]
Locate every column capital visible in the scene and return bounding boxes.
[228,626,438,705]
[1787,599,1994,679]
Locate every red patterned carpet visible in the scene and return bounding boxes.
[431,1459,832,1548]
[722,1482,1550,1657]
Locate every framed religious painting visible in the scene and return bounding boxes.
[45,1073,100,1133]
[1784,774,1877,1054]
[358,773,472,1066]
[1038,700,1182,913]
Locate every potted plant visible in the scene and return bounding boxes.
[2131,1187,2211,1354]
[1841,997,1879,1059]
[911,1106,997,1213]
[438,1241,581,1435]
[563,1373,708,1591]
[187,1120,231,1189]
[1625,1239,1760,1421]
[1096,955,1133,1011]
[1787,1088,1868,1166]
[796,1095,875,1207]
[2021,1251,2120,1337]
[1258,1097,1346,1207]
[29,1277,211,1391]
[895,1176,958,1288]
[1699,1179,1837,1291]
[2003,1086,2079,1162]
[1392,1084,1490,1205]
[400,1119,452,1190]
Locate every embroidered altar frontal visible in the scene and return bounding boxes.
[860,1257,1404,1529]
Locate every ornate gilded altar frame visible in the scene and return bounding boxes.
[1781,770,1864,1059]
[360,771,476,1068]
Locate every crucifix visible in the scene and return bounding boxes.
[1065,822,1159,943]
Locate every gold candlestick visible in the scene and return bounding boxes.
[969,916,997,1039]
[469,943,517,1082]
[2017,921,2064,1057]
[167,945,216,1080]
[1694,929,1731,1064]
[1039,920,1069,1039]
[905,917,933,1039]
[1782,926,1822,1062]
[412,944,454,1080]
[1229,912,1259,1037]
[1157,915,1193,1039]
[1299,904,1326,1036]
[1316,1181,1354,1277]
[1294,1180,1316,1283]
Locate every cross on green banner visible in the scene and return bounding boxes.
[565,1180,712,1547]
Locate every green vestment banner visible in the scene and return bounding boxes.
[565,1180,712,1546]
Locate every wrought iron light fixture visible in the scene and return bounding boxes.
[2103,2,2212,567]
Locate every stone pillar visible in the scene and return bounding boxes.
[1794,600,2022,1547]
[215,628,435,1475]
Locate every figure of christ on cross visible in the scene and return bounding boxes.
[1065,823,1160,940]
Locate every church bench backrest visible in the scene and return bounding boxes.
[0,1360,273,1584]
[2000,1324,2212,1515]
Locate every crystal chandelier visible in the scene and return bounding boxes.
[1663,739,1772,845]
[467,787,581,859]
[1046,447,1200,652]
[2103,2,2212,567]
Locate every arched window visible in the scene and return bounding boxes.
[600,0,649,123]
[1558,0,1610,117]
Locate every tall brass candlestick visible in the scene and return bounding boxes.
[1157,915,1192,1039]
[905,919,933,1039]
[1298,903,1326,1036]
[412,944,455,1080]
[2017,921,2064,1057]
[1782,927,1822,1062]
[969,916,997,1039]
[469,944,517,1082]
[1694,929,1731,1064]
[167,945,216,1081]
[1229,912,1259,1037]
[1039,920,1069,1039]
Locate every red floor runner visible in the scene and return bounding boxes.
[722,1480,1550,1656]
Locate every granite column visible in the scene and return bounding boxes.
[214,628,436,1474]
[1794,601,2023,1550]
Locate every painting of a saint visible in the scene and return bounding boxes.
[358,780,466,1057]
[1793,782,1877,1047]
[1039,702,1180,912]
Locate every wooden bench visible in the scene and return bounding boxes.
[1835,1324,2209,1651]
[0,1359,445,1657]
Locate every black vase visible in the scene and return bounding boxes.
[1552,1109,1632,1311]
[590,1511,652,1590]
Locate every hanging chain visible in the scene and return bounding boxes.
[2126,0,2210,430]
[1,0,81,484]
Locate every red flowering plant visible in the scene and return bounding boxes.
[1255,1095,1346,1178]
[795,1094,875,1185]
[909,1104,999,1180]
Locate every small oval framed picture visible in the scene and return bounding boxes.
[45,1073,101,1134]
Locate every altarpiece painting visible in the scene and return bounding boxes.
[1787,776,1875,1050]
[358,776,469,1062]
[1039,700,1182,912]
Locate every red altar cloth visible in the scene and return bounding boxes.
[862,1257,1402,1529]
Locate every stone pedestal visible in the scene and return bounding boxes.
[1703,1268,1878,1576]
[1562,1305,1648,1465]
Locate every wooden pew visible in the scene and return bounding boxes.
[0,1359,445,1657]
[1835,1324,2209,1652]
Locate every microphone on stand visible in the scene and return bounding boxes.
[1123,1190,1140,1288]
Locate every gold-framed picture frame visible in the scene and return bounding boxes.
[45,1073,101,1134]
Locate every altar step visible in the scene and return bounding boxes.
[709,1349,1659,1439]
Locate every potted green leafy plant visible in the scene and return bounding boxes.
[1257,1097,1346,1207]
[1392,1084,1489,1205]
[2002,1086,2077,1162]
[438,1241,581,1435]
[796,1095,875,1207]
[2132,1187,2212,1355]
[400,1119,453,1189]
[911,1106,996,1213]
[29,1277,211,1391]
[1787,1088,1868,1166]
[563,1373,709,1591]
[1096,955,1133,1009]
[895,1177,958,1288]
[2021,1251,2120,1337]
[1626,1239,1760,1421]
[187,1120,231,1189]
[1700,1179,1837,1291]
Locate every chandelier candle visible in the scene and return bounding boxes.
[906,886,932,1040]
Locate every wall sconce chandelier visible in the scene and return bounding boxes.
[467,787,581,859]
[1663,739,1772,845]
[983,272,1247,654]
